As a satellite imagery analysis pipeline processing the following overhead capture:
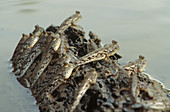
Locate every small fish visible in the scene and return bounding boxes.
[64,40,119,79]
[70,68,98,112]
[112,56,146,80]
[123,55,146,74]
[17,53,43,88]
[13,26,44,75]
[48,11,82,52]
[11,34,29,62]
[14,34,50,76]
[73,40,119,66]
[32,25,44,37]
[30,56,59,95]
[18,32,49,75]
[14,34,39,75]
[34,54,73,97]
[57,11,82,34]
[12,25,43,63]
[25,33,61,87]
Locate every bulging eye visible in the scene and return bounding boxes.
[112,40,118,45]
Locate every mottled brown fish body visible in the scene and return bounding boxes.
[73,40,119,67]
[17,33,52,77]
[58,11,82,34]
[11,34,29,62]
[12,26,44,73]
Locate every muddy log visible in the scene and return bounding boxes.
[10,11,170,112]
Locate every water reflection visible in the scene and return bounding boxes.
[19,9,36,13]
[14,1,39,6]
[11,0,40,13]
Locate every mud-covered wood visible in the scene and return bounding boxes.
[10,11,170,112]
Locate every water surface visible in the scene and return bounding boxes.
[0,0,170,111]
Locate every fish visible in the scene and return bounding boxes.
[64,40,119,79]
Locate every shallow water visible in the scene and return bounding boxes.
[0,0,170,111]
